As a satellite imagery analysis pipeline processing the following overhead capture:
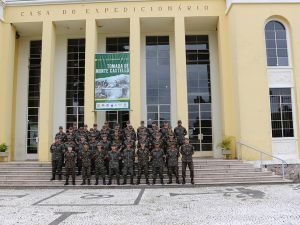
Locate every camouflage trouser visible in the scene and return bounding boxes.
[152,166,164,179]
[77,158,82,174]
[122,164,134,179]
[52,159,62,175]
[109,167,120,179]
[137,164,149,179]
[168,166,179,179]
[182,161,194,179]
[65,167,75,182]
[95,164,106,179]
[82,165,91,180]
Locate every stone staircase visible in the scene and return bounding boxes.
[0,159,292,187]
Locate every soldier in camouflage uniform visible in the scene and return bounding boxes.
[166,143,180,184]
[55,126,67,143]
[137,142,150,185]
[76,136,85,176]
[93,143,107,185]
[174,120,187,146]
[150,143,165,185]
[89,134,98,174]
[100,125,111,141]
[137,134,151,150]
[64,135,76,152]
[166,133,178,149]
[83,124,90,142]
[149,121,160,141]
[107,144,121,185]
[180,138,195,184]
[81,142,92,185]
[99,134,111,174]
[64,146,77,185]
[92,123,101,140]
[50,137,64,181]
[137,121,149,138]
[121,143,135,185]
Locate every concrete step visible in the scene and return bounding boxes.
[0,171,276,181]
[0,176,289,186]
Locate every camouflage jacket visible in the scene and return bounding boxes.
[174,126,187,142]
[89,141,98,154]
[81,150,92,167]
[108,151,121,169]
[64,141,76,152]
[137,148,150,166]
[93,150,106,166]
[50,143,64,161]
[180,144,194,162]
[64,151,77,168]
[151,148,165,167]
[55,132,67,143]
[99,140,111,153]
[167,147,180,167]
[122,148,135,167]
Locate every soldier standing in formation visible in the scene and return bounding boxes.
[167,143,180,184]
[151,143,165,185]
[93,143,107,185]
[107,144,121,185]
[180,137,195,184]
[64,146,76,185]
[50,119,194,186]
[81,142,92,185]
[50,137,64,181]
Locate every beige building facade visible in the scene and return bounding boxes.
[0,0,300,163]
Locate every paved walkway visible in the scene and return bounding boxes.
[0,184,299,225]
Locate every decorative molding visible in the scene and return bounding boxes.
[267,68,293,88]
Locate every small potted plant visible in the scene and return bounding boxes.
[218,137,232,159]
[0,143,8,157]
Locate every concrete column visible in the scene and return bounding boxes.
[129,17,141,129]
[174,16,188,129]
[38,21,56,162]
[0,22,16,161]
[84,18,97,128]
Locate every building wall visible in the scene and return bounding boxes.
[1,0,300,161]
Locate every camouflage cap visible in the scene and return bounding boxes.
[59,126,63,129]
[178,120,182,123]
[83,142,89,146]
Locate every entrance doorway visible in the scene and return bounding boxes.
[106,111,130,129]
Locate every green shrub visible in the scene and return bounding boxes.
[0,143,8,152]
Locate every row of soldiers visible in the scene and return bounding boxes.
[50,120,194,185]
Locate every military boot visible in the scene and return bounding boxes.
[81,179,86,185]
[50,174,55,181]
[191,178,194,185]
[182,178,186,184]
[136,178,140,185]
[167,177,172,184]
[160,178,164,185]
[122,178,127,185]
[72,180,76,185]
[117,178,120,185]
[176,177,180,184]
[146,178,150,185]
[64,179,69,185]
[87,179,91,185]
[152,179,156,185]
[102,178,106,185]
[107,179,112,185]
[130,177,134,185]
[58,175,62,181]
[95,179,99,185]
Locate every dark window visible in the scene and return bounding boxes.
[265,21,289,67]
[269,88,294,138]
[186,35,212,151]
[105,37,130,129]
[27,40,42,155]
[146,36,171,128]
[66,39,85,129]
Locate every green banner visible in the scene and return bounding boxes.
[94,52,130,111]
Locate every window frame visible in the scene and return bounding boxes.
[264,19,292,68]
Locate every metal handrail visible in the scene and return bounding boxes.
[236,140,288,180]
